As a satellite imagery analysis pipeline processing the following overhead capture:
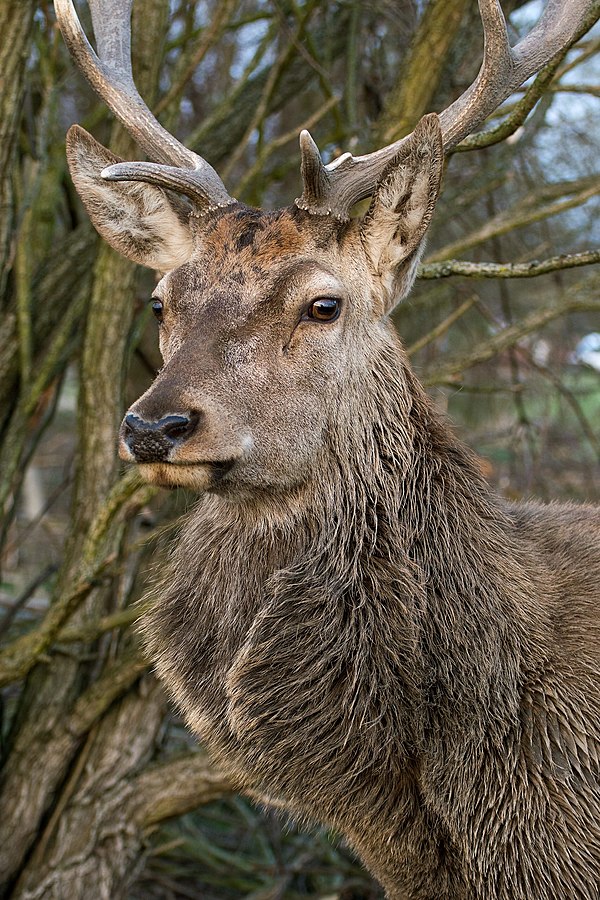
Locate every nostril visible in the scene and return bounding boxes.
[161,411,200,442]
[163,420,189,440]
[124,414,141,435]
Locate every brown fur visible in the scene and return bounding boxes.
[67,122,600,899]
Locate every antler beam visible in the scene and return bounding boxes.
[296,0,599,220]
[55,0,235,212]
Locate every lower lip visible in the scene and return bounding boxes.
[136,459,236,489]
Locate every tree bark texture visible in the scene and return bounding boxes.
[378,0,470,143]
[6,674,231,900]
[0,0,35,298]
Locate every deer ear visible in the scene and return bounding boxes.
[360,114,443,316]
[66,125,195,272]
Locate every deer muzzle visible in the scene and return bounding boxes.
[121,412,200,464]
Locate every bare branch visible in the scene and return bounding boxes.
[0,471,155,688]
[423,279,600,386]
[233,95,339,199]
[419,250,600,280]
[428,176,600,262]
[379,0,471,144]
[154,0,238,117]
[130,752,234,828]
[406,297,476,357]
[58,597,153,644]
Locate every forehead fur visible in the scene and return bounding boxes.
[191,204,350,277]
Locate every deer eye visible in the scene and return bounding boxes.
[150,298,164,323]
[304,298,341,322]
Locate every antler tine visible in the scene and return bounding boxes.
[296,0,598,221]
[296,130,332,215]
[438,0,598,150]
[55,0,235,211]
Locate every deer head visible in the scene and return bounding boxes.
[55,0,595,496]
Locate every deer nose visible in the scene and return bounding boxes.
[122,412,199,463]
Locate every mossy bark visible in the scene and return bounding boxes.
[0,0,36,299]
[378,0,470,143]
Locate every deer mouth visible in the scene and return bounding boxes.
[136,458,237,490]
[171,458,235,475]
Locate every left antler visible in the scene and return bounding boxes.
[295,0,600,220]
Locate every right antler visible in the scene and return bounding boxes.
[54,0,235,213]
[296,0,600,219]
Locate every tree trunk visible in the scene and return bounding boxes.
[0,0,35,298]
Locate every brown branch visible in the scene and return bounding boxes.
[516,349,600,459]
[154,0,238,117]
[428,177,600,262]
[378,0,470,144]
[547,83,600,98]
[406,296,475,357]
[220,1,318,181]
[57,598,153,645]
[67,651,149,738]
[0,471,155,688]
[233,94,339,198]
[0,564,57,640]
[130,752,234,828]
[556,36,600,77]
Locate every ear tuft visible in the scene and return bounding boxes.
[66,125,194,272]
[360,113,443,315]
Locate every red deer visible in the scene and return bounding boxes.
[55,1,600,897]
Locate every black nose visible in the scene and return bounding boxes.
[122,412,199,463]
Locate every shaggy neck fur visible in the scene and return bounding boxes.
[143,328,595,900]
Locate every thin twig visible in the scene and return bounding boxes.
[221,1,318,180]
[233,94,339,197]
[406,296,475,357]
[0,565,57,640]
[423,284,600,387]
[0,473,156,687]
[427,178,600,262]
[154,0,237,117]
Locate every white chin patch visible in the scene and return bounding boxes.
[240,431,254,453]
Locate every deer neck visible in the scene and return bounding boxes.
[142,331,550,827]
[155,326,540,670]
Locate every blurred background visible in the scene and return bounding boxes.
[0,0,598,897]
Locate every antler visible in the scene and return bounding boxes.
[296,0,599,220]
[54,0,235,212]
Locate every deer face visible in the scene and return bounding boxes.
[58,0,591,497]
[124,208,370,493]
[67,120,442,496]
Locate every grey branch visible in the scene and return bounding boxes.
[419,250,600,280]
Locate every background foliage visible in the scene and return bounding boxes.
[0,1,598,897]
